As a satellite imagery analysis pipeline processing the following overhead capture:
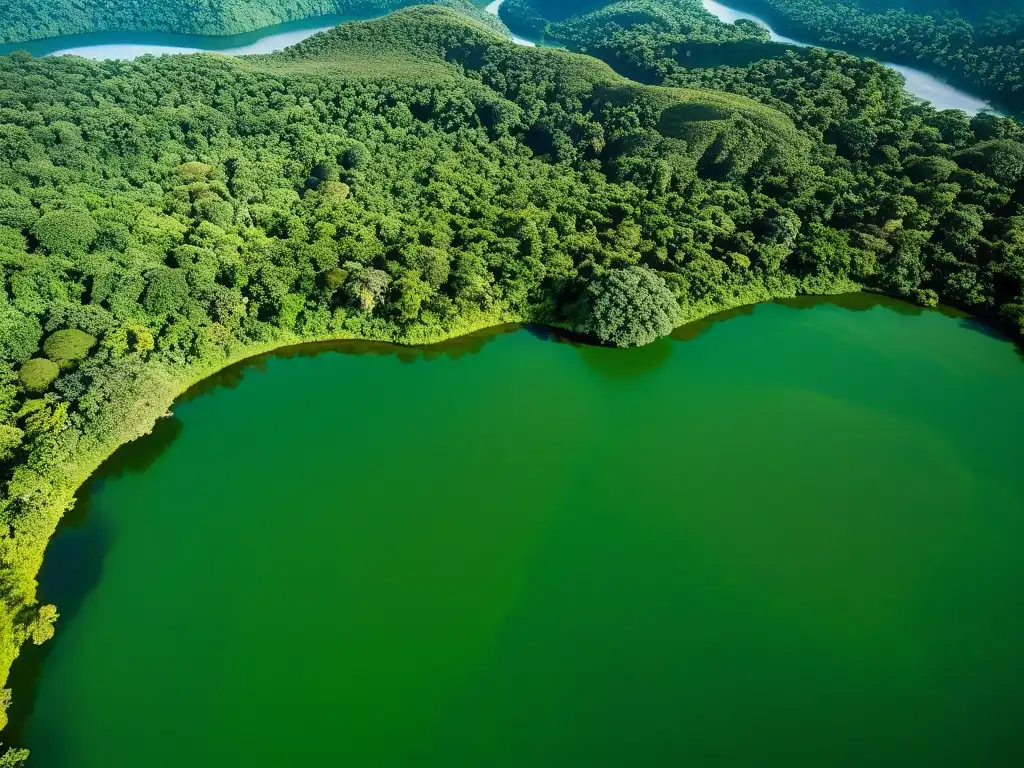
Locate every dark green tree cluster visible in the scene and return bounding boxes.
[581,265,680,345]
[501,0,1024,112]
[494,0,1024,332]
[500,0,771,60]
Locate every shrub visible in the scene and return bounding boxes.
[18,359,59,393]
[32,209,97,255]
[0,426,22,462]
[323,267,348,291]
[0,306,42,362]
[42,329,96,367]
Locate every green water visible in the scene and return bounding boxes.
[15,296,1024,766]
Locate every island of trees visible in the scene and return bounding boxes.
[0,3,1023,763]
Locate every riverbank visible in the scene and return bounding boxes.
[0,1,527,59]
[485,0,536,46]
[0,12,380,58]
[0,0,509,58]
[0,0,1005,115]
[700,0,1010,115]
[0,0,511,48]
[0,3,1021,754]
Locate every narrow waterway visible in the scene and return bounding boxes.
[485,0,537,46]
[0,1,533,60]
[701,0,999,114]
[0,0,1002,113]
[0,12,380,59]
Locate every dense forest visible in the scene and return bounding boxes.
[0,0,504,44]
[0,2,1023,762]
[693,0,1024,111]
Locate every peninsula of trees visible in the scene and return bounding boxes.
[0,4,1023,761]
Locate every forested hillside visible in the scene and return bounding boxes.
[493,0,1024,333]
[698,0,1024,111]
[0,0,503,45]
[0,5,1023,760]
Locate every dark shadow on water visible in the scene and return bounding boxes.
[772,292,932,316]
[174,293,1024,407]
[522,324,676,380]
[4,415,185,748]
[95,415,185,481]
[957,316,1024,360]
[576,335,674,380]
[772,293,1024,361]
[671,304,757,343]
[180,324,523,403]
[522,323,593,345]
[4,498,110,748]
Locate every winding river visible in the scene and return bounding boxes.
[0,1,534,59]
[0,12,379,59]
[10,296,1024,766]
[0,0,1002,113]
[485,0,537,46]
[701,0,999,114]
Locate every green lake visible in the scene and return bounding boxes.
[12,295,1024,766]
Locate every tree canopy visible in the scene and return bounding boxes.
[581,266,680,346]
[42,330,96,367]
[0,0,506,45]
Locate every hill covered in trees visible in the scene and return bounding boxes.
[0,4,1023,759]
[694,0,1024,111]
[0,0,503,45]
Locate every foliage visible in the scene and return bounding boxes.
[343,262,392,312]
[0,427,21,463]
[42,330,96,367]
[17,359,59,393]
[0,0,507,44]
[32,210,97,256]
[580,266,680,346]
[27,605,57,645]
[0,745,27,768]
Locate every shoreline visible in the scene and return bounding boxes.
[3,286,853,721]
[0,0,1007,114]
[702,0,1014,116]
[8,279,1024,744]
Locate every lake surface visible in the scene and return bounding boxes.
[701,0,999,114]
[13,296,1024,766]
